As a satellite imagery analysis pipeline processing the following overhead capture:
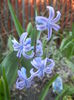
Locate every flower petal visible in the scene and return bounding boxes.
[23,51,34,59]
[36,24,47,31]
[24,44,32,52]
[21,67,27,78]
[36,70,44,78]
[51,24,60,31]
[31,57,42,69]
[47,6,55,20]
[46,58,55,68]
[19,32,28,44]
[17,49,22,58]
[25,38,31,45]
[44,58,55,74]
[37,40,42,46]
[12,38,20,51]
[47,27,52,41]
[36,40,43,57]
[52,11,61,23]
[18,67,27,80]
[36,16,48,24]
[30,68,37,78]
[36,45,43,57]
[16,78,25,90]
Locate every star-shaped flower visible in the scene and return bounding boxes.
[16,67,34,90]
[12,32,34,59]
[36,6,61,40]
[31,57,55,79]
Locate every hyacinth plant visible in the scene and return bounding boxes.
[12,5,62,93]
[0,1,64,99]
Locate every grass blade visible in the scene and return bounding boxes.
[8,0,24,36]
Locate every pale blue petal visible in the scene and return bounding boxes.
[37,40,42,46]
[25,78,33,88]
[47,6,55,20]
[17,50,22,58]
[21,67,27,78]
[12,38,20,51]
[23,51,34,59]
[36,40,43,56]
[36,25,47,31]
[36,16,48,24]
[30,68,35,75]
[24,44,33,52]
[44,67,52,74]
[25,38,31,45]
[47,27,52,40]
[52,11,61,23]
[31,57,42,69]
[36,45,43,57]
[36,70,44,78]
[20,32,28,44]
[16,78,25,90]
[44,58,55,74]
[51,24,60,31]
[42,58,47,67]
[46,59,55,68]
[18,70,23,79]
[18,67,27,79]
[30,68,37,79]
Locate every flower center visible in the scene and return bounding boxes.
[46,20,51,28]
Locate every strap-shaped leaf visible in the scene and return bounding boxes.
[8,0,24,36]
[27,22,33,35]
[1,52,19,88]
[0,68,10,100]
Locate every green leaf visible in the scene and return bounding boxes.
[8,0,24,36]
[60,36,74,58]
[1,52,19,88]
[61,40,73,51]
[27,22,33,35]
[2,68,10,100]
[72,23,74,38]
[60,38,68,50]
[65,59,74,72]
[39,74,59,100]
[37,31,41,40]
[31,28,37,46]
[7,35,13,52]
[0,78,4,100]
[35,6,38,17]
[0,68,10,100]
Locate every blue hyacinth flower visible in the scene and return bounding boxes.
[31,57,55,79]
[36,6,61,40]
[52,76,63,93]
[12,32,34,59]
[35,40,43,57]
[16,67,34,90]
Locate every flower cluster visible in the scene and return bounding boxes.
[16,57,55,90]
[12,6,61,90]
[12,32,43,58]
